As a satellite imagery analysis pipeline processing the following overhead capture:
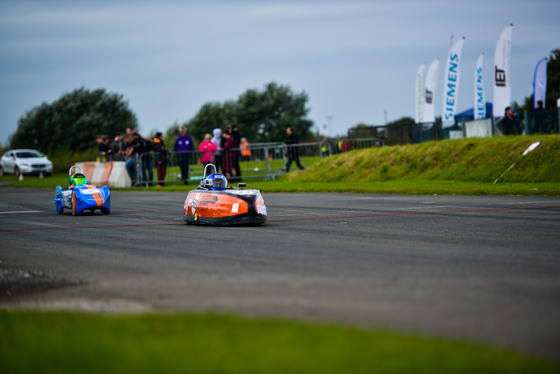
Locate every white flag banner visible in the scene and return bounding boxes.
[493,24,513,119]
[474,53,486,120]
[442,37,466,127]
[415,63,426,124]
[424,59,439,123]
[533,57,547,108]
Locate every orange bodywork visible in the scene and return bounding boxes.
[183,189,267,225]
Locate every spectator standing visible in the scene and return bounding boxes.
[125,132,144,185]
[199,133,217,168]
[103,136,114,161]
[285,126,305,172]
[335,136,342,154]
[230,123,242,181]
[111,133,124,161]
[96,135,110,162]
[221,127,236,181]
[152,132,168,187]
[140,134,153,186]
[534,100,545,134]
[211,128,222,173]
[173,126,194,185]
[320,136,330,157]
[240,137,251,161]
[501,106,521,135]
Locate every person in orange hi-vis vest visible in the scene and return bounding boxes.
[240,137,251,161]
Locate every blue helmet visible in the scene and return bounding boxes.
[206,173,227,190]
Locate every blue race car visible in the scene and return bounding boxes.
[53,166,110,215]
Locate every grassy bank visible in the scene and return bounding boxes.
[1,310,558,374]
[284,135,560,184]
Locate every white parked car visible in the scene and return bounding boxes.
[1,149,53,176]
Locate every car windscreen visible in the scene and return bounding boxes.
[16,151,42,158]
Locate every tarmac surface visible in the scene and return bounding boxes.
[1,187,560,360]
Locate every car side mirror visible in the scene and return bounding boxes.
[238,183,246,188]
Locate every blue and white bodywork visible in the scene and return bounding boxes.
[53,166,110,215]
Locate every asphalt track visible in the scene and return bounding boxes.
[1,187,560,360]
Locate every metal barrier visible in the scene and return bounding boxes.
[524,109,559,135]
[133,138,383,186]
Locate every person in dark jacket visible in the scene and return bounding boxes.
[125,132,144,185]
[533,100,545,134]
[97,135,111,162]
[285,126,305,172]
[221,126,236,181]
[230,123,242,181]
[111,133,124,161]
[173,127,194,184]
[152,132,168,187]
[140,135,153,187]
[501,106,522,135]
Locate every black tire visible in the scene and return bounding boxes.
[14,166,20,176]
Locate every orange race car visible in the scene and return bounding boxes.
[183,164,267,226]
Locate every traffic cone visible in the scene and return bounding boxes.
[19,172,24,182]
[39,170,44,179]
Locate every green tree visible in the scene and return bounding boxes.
[9,87,137,152]
[348,123,377,138]
[184,101,239,141]
[185,82,313,144]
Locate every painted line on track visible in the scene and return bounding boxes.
[1,205,559,232]
[0,210,42,214]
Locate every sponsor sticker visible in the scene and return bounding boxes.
[191,193,199,215]
[257,205,267,215]
[80,189,97,195]
[232,203,239,213]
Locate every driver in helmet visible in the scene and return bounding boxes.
[206,173,228,190]
[70,173,88,188]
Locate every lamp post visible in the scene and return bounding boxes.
[327,115,333,137]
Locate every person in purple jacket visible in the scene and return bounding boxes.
[173,126,194,184]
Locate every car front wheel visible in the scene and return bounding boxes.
[14,166,20,176]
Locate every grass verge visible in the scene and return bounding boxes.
[1,310,558,374]
[3,175,559,196]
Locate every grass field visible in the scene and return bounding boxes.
[1,310,558,374]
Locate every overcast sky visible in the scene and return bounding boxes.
[1,0,559,145]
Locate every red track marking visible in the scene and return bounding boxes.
[268,205,560,221]
[0,205,558,232]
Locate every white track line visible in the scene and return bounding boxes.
[0,210,41,214]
